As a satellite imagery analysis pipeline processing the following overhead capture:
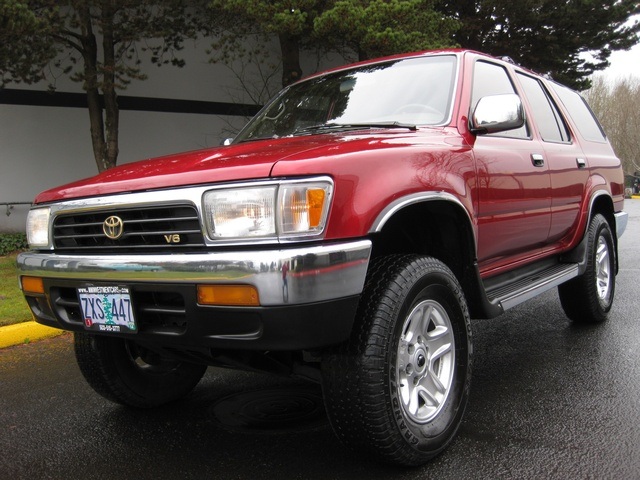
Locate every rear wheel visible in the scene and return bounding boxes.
[559,213,616,323]
[322,255,472,466]
[74,332,207,408]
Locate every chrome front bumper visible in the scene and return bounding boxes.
[17,240,372,307]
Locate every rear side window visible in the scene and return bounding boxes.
[471,61,529,139]
[517,73,570,143]
[549,82,607,143]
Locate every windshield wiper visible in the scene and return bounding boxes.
[236,134,281,144]
[293,122,417,135]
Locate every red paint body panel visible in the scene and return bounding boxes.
[35,139,329,203]
[269,128,476,240]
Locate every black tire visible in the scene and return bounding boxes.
[558,213,616,323]
[321,255,472,466]
[74,332,207,408]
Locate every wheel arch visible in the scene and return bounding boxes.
[589,190,616,232]
[588,191,619,273]
[367,194,488,317]
[563,190,619,275]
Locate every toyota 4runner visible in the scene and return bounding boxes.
[18,50,628,466]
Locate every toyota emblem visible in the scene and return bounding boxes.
[103,215,124,240]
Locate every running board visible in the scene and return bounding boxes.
[486,263,580,311]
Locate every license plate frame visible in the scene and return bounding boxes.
[77,286,137,334]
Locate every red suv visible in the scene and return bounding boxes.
[18,50,627,466]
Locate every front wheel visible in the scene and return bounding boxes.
[74,333,207,408]
[322,255,472,466]
[558,213,616,323]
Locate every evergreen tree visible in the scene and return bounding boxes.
[314,0,459,61]
[0,1,59,86]
[208,0,326,87]
[438,0,640,89]
[208,0,460,88]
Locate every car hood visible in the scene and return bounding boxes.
[34,128,454,204]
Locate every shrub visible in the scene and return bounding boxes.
[0,233,28,256]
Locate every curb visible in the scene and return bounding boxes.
[0,321,65,349]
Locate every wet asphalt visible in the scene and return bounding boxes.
[1,200,639,479]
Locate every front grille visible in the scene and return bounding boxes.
[53,205,205,251]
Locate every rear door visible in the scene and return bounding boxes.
[515,72,589,245]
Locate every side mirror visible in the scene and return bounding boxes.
[221,138,234,146]
[470,94,525,134]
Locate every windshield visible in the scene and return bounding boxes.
[234,55,458,143]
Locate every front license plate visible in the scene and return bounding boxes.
[78,286,137,333]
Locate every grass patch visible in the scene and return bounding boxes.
[0,253,32,327]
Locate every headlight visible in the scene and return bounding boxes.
[202,179,333,242]
[203,186,277,239]
[26,207,51,248]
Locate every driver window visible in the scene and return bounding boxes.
[471,61,529,139]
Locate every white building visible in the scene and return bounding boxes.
[0,38,343,233]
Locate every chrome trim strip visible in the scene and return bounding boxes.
[587,190,610,221]
[369,191,475,239]
[17,240,372,307]
[614,211,628,239]
[587,190,628,239]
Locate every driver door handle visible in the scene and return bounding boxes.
[531,153,545,167]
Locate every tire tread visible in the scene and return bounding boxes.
[559,214,615,323]
[74,333,206,408]
[322,254,472,466]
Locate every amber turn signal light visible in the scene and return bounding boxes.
[197,285,260,306]
[21,276,45,294]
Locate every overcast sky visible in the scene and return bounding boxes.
[598,15,639,82]
[601,41,640,81]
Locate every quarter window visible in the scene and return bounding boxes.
[549,82,607,143]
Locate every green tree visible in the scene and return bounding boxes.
[208,0,459,89]
[0,1,59,85]
[208,0,325,88]
[0,1,203,172]
[438,0,640,90]
[314,0,459,61]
